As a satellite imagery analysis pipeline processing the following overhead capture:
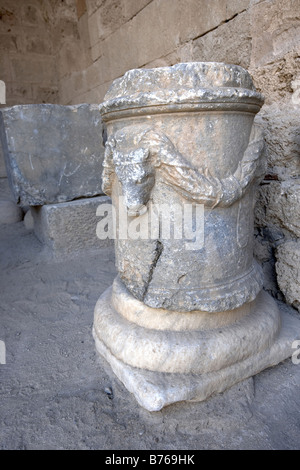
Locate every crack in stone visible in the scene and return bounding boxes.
[192,10,246,42]
[142,240,163,300]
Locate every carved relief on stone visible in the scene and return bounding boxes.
[101,121,266,312]
[102,122,266,215]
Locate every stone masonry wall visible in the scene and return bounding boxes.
[0,0,73,106]
[0,0,79,176]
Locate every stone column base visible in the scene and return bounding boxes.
[93,277,300,411]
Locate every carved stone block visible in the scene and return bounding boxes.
[93,62,300,411]
[30,195,112,257]
[0,104,105,206]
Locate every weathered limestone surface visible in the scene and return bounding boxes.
[254,105,300,181]
[276,241,300,312]
[0,0,80,107]
[93,63,300,411]
[192,10,251,69]
[255,180,300,240]
[0,80,5,104]
[248,0,300,311]
[31,196,112,257]
[0,103,105,206]
[254,104,300,308]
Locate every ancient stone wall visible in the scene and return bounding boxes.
[0,0,70,106]
[58,0,299,104]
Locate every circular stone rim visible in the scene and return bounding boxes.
[100,62,264,119]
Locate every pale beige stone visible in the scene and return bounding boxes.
[121,0,153,21]
[254,104,300,180]
[255,180,300,239]
[250,48,300,105]
[192,10,251,69]
[276,240,300,312]
[226,0,250,18]
[0,104,105,206]
[11,56,57,85]
[76,0,87,19]
[250,0,300,68]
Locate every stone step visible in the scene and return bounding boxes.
[30,195,113,257]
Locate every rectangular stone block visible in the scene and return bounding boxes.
[30,196,113,257]
[250,0,300,67]
[121,0,153,22]
[192,10,251,69]
[11,56,57,84]
[0,103,105,206]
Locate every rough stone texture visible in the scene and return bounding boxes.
[253,103,300,308]
[255,180,300,240]
[96,279,281,375]
[254,179,300,305]
[0,103,105,206]
[255,105,300,180]
[0,80,5,104]
[249,0,300,70]
[192,10,252,69]
[248,0,300,109]
[1,1,299,108]
[250,48,300,105]
[247,0,300,312]
[276,240,300,312]
[248,0,300,311]
[56,0,255,105]
[30,196,112,257]
[0,0,79,106]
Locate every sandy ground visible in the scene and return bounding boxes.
[0,218,300,450]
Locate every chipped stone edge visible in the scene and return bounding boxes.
[93,307,299,411]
